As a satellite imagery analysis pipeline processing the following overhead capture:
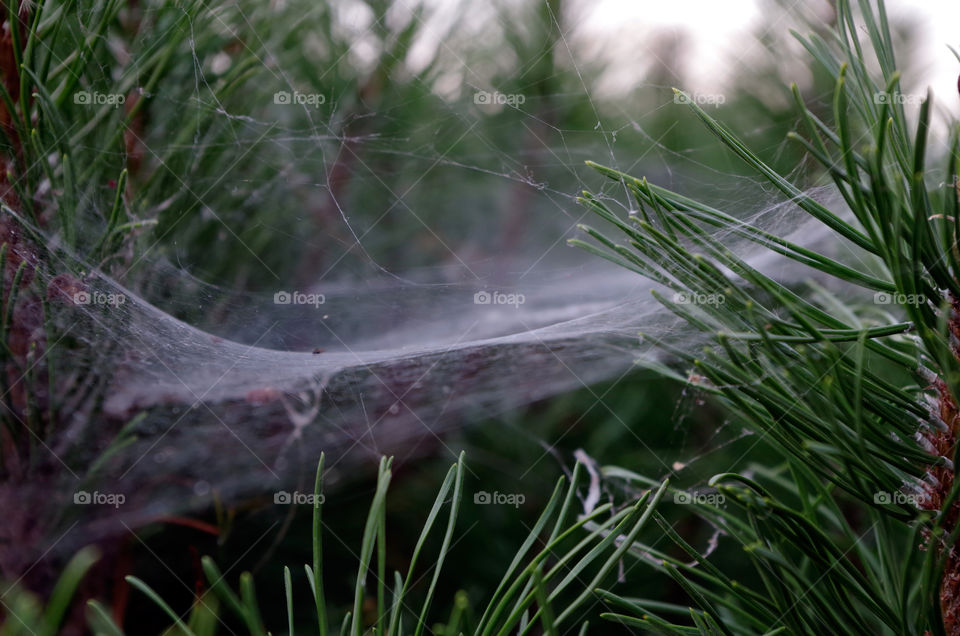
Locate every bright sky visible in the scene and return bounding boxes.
[577,0,960,103]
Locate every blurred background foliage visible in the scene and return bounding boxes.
[98,0,895,288]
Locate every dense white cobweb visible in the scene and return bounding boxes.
[4,0,865,568]
[24,183,842,554]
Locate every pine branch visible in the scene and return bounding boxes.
[574,0,960,633]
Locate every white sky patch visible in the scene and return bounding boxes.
[573,0,959,103]
[890,0,960,100]
[574,0,762,95]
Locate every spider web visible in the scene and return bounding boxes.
[0,0,909,575]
